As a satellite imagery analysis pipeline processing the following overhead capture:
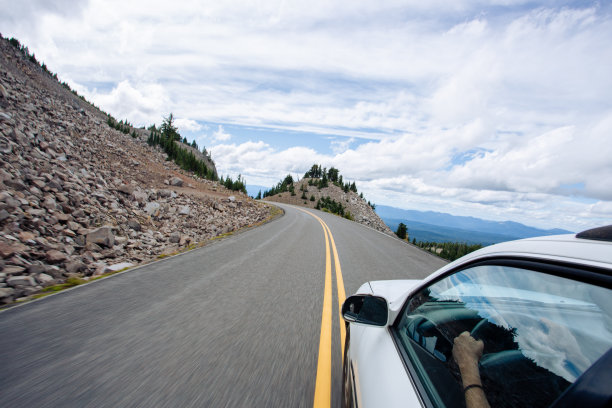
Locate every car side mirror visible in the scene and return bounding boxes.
[341,295,389,326]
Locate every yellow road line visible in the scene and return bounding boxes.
[312,213,333,408]
[323,222,347,358]
[294,207,347,408]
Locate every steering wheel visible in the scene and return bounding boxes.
[470,318,489,341]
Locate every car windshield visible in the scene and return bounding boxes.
[394,263,612,408]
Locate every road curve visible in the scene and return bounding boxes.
[0,203,446,408]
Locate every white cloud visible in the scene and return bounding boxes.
[212,125,232,142]
[330,137,355,154]
[3,1,611,230]
[80,80,167,125]
[174,118,202,133]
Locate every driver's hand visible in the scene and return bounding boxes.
[453,331,484,368]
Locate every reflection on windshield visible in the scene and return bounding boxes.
[432,266,612,382]
[397,264,612,408]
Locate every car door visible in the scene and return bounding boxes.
[390,259,612,408]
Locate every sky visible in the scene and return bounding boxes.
[2,0,611,231]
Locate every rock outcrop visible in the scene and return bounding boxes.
[0,37,271,305]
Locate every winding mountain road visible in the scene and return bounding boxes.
[0,203,446,407]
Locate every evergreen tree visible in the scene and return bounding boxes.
[160,113,180,142]
[395,223,408,240]
[327,167,339,183]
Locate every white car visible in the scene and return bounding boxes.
[341,226,612,408]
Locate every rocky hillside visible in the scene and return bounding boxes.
[263,178,393,235]
[0,37,272,306]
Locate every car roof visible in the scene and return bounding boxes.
[436,233,612,276]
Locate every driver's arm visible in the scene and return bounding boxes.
[453,331,491,408]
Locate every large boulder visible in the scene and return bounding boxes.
[86,226,115,247]
[169,177,183,187]
[45,250,68,263]
[7,275,36,287]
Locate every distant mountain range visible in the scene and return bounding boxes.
[375,205,573,245]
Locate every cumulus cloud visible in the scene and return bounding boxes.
[174,118,202,133]
[81,80,167,126]
[3,1,611,230]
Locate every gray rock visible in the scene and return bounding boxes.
[0,209,9,221]
[36,273,55,285]
[4,178,27,191]
[0,140,11,154]
[46,250,68,263]
[179,205,190,216]
[104,262,134,273]
[3,265,26,275]
[46,266,64,279]
[46,179,62,190]
[92,263,109,276]
[0,287,15,300]
[42,197,57,210]
[169,232,180,243]
[85,242,103,252]
[65,260,86,274]
[27,264,47,274]
[169,177,183,187]
[158,189,172,198]
[86,226,115,247]
[27,208,46,216]
[7,275,36,287]
[127,219,142,231]
[4,196,21,209]
[144,202,161,216]
[55,212,71,223]
[132,191,148,203]
[117,184,135,195]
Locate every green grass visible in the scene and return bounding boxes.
[41,276,87,293]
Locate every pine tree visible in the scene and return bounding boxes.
[395,223,407,240]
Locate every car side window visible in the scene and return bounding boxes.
[392,263,612,408]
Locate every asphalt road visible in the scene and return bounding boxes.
[0,203,447,408]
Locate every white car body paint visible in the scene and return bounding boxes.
[350,280,424,408]
[345,233,612,408]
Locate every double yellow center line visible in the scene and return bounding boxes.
[297,208,347,408]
